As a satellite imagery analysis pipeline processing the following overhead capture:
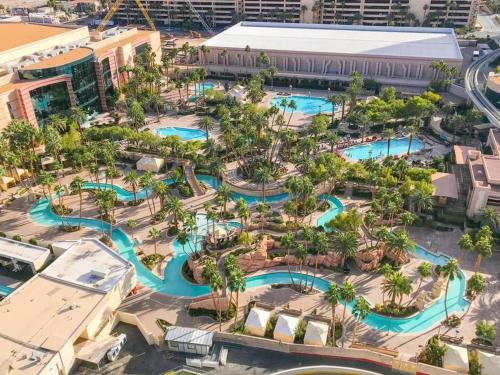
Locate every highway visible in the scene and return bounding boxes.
[464,48,500,128]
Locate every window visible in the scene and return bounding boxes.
[187,343,196,350]
[169,341,178,348]
[101,57,113,89]
[30,82,71,128]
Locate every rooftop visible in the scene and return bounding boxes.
[431,172,459,199]
[453,145,477,165]
[0,236,51,264]
[165,326,214,347]
[0,23,73,53]
[45,238,133,292]
[23,47,93,70]
[202,22,462,60]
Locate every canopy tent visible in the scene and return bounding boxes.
[304,320,329,346]
[442,344,469,373]
[244,307,271,337]
[273,314,299,343]
[226,85,247,103]
[0,176,15,192]
[478,350,500,375]
[136,157,164,172]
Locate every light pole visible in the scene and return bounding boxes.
[289,84,293,96]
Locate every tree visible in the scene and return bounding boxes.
[346,71,363,112]
[124,170,139,205]
[203,257,223,331]
[324,283,341,345]
[280,232,295,286]
[441,258,461,321]
[351,296,370,345]
[410,186,433,216]
[382,271,412,309]
[340,281,356,347]
[38,171,56,207]
[153,181,169,209]
[457,232,473,265]
[333,231,358,268]
[310,232,328,291]
[69,176,84,229]
[165,196,184,229]
[235,198,250,232]
[385,229,416,265]
[216,184,232,217]
[479,207,499,232]
[70,106,86,133]
[199,116,214,143]
[254,166,271,204]
[475,321,496,344]
[176,230,189,257]
[139,171,155,216]
[148,227,161,254]
[408,262,432,305]
[127,219,137,242]
[473,226,493,272]
[467,273,486,299]
[227,268,246,326]
[128,100,145,132]
[383,128,395,156]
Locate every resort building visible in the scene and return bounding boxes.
[113,0,479,29]
[0,236,51,276]
[199,22,462,88]
[485,72,500,109]
[0,238,136,374]
[454,129,500,219]
[0,22,161,130]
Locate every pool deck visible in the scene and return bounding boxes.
[1,169,499,359]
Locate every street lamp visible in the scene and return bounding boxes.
[289,84,293,96]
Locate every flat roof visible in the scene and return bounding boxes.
[165,326,214,347]
[23,47,93,70]
[202,22,462,60]
[453,145,476,165]
[0,23,73,53]
[45,238,132,292]
[0,237,50,264]
[432,172,459,199]
[94,29,154,57]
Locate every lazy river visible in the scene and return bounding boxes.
[28,180,468,333]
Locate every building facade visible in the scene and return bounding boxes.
[113,0,479,30]
[199,22,462,88]
[0,23,161,130]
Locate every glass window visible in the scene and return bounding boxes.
[101,57,113,89]
[30,82,71,128]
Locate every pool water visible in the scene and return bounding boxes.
[342,137,424,160]
[315,194,345,231]
[194,82,215,96]
[0,285,14,296]
[270,95,334,115]
[156,127,206,141]
[82,178,174,202]
[28,175,468,333]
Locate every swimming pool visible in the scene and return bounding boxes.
[270,95,334,115]
[155,127,207,141]
[341,137,424,160]
[194,82,215,96]
[82,178,174,202]
[315,194,345,231]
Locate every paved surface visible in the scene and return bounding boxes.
[474,9,500,38]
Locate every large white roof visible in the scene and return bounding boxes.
[0,237,50,264]
[202,22,462,61]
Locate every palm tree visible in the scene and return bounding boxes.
[254,166,271,204]
[441,258,461,321]
[406,121,419,155]
[70,106,86,133]
[479,207,499,232]
[408,262,432,305]
[139,171,155,215]
[127,219,137,243]
[176,230,189,257]
[295,243,306,291]
[310,231,328,291]
[340,281,356,347]
[384,128,395,156]
[338,93,348,120]
[148,227,161,254]
[385,229,416,265]
[228,269,246,326]
[235,198,250,232]
[333,231,358,268]
[199,116,215,143]
[124,171,139,205]
[280,232,295,286]
[473,230,493,272]
[216,184,232,218]
[70,176,84,229]
[382,271,412,309]
[457,233,473,265]
[351,296,370,345]
[324,283,341,345]
[153,181,169,209]
[165,196,183,229]
[410,187,433,216]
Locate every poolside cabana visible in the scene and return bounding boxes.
[136,156,164,172]
[303,320,329,346]
[274,314,299,343]
[478,350,500,375]
[0,176,15,191]
[244,307,271,337]
[442,344,469,373]
[226,85,247,103]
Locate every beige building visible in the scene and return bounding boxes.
[113,0,479,29]
[199,22,462,88]
[0,238,136,374]
[0,23,160,130]
[455,129,500,219]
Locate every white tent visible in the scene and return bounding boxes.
[443,344,469,373]
[0,176,15,192]
[304,320,329,346]
[226,85,247,103]
[274,314,299,343]
[478,350,500,375]
[136,156,164,172]
[245,307,271,337]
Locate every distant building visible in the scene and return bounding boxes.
[113,0,479,29]
[199,22,462,88]
[0,23,160,130]
[0,238,136,374]
[485,72,500,109]
[455,129,500,219]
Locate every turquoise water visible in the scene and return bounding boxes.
[82,178,174,202]
[270,95,334,115]
[342,137,425,160]
[315,194,345,231]
[28,176,468,332]
[194,82,215,96]
[156,127,206,141]
[0,285,14,296]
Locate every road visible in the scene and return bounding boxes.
[464,48,500,128]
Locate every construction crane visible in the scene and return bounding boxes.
[97,0,156,32]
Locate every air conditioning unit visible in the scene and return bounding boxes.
[91,267,110,279]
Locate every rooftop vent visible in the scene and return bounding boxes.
[90,267,110,279]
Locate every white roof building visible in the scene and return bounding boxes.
[478,351,500,375]
[443,344,469,373]
[304,320,329,346]
[274,314,300,343]
[0,237,51,274]
[136,156,164,172]
[202,22,462,61]
[245,307,271,337]
[165,326,214,355]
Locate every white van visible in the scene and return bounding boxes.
[472,50,480,61]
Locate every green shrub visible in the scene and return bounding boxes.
[0,232,6,238]
[12,235,22,242]
[294,320,307,344]
[167,226,179,237]
[28,238,38,246]
[264,315,278,338]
